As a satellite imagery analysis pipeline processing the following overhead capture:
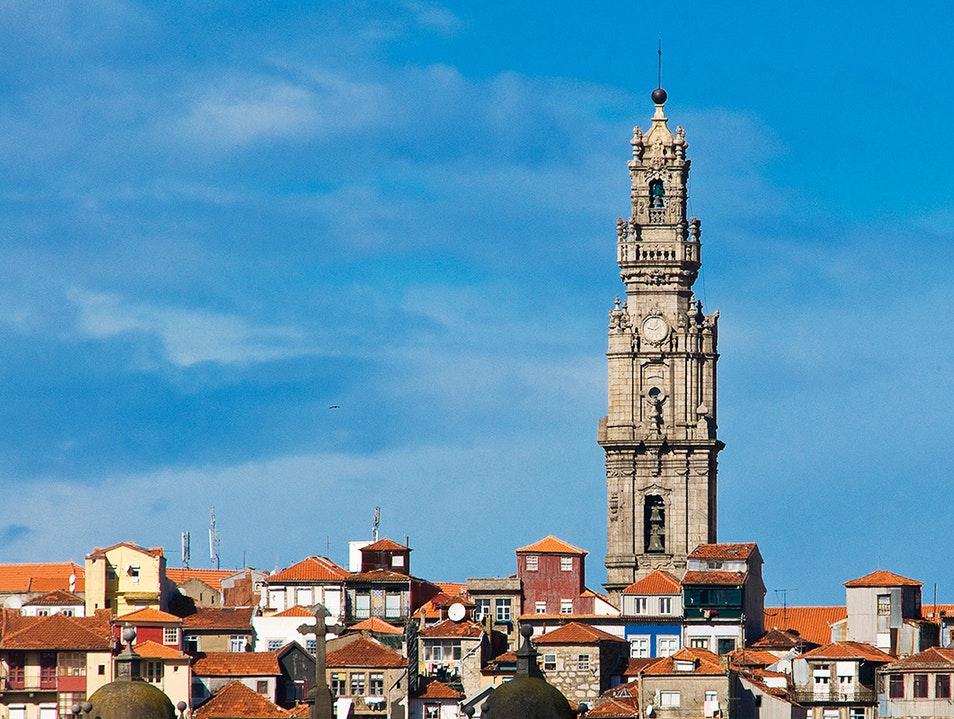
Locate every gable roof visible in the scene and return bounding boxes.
[762,606,846,646]
[801,641,894,663]
[688,543,758,560]
[192,652,281,676]
[0,562,85,594]
[362,538,409,552]
[682,571,747,586]
[420,619,483,639]
[22,590,84,606]
[727,648,783,668]
[272,605,314,618]
[884,646,954,670]
[134,640,188,660]
[413,679,464,700]
[516,535,587,555]
[166,568,235,590]
[533,622,625,645]
[0,613,112,650]
[268,556,349,583]
[349,617,403,635]
[193,681,289,719]
[326,636,406,668]
[844,570,922,588]
[115,607,181,624]
[86,542,163,559]
[622,570,681,596]
[182,607,254,630]
[642,647,725,676]
[347,569,412,583]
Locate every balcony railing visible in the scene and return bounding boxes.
[793,688,877,704]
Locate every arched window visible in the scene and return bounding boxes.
[649,179,665,208]
[644,495,666,553]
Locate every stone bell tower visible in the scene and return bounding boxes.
[599,87,723,599]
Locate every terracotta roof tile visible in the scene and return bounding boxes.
[349,617,403,635]
[688,543,758,560]
[194,681,288,719]
[326,636,406,668]
[682,570,747,586]
[434,582,467,596]
[286,705,310,718]
[182,607,254,630]
[884,646,954,670]
[622,570,681,596]
[347,569,411,583]
[272,606,315,618]
[362,538,409,552]
[192,652,281,676]
[752,628,811,650]
[844,570,922,588]
[762,606,846,645]
[269,556,349,583]
[413,679,464,700]
[642,647,725,676]
[587,696,639,719]
[0,613,112,650]
[0,562,85,594]
[727,648,782,668]
[115,608,181,624]
[166,568,235,590]
[624,657,655,676]
[516,535,587,555]
[801,642,894,663]
[134,640,188,659]
[22,590,84,606]
[87,542,163,558]
[420,619,483,639]
[533,622,625,645]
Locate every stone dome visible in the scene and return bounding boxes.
[483,675,574,719]
[87,679,176,719]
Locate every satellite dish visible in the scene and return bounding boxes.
[448,602,466,622]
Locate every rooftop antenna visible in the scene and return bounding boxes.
[657,38,662,89]
[180,532,191,568]
[209,506,221,570]
[371,506,381,542]
[773,588,796,627]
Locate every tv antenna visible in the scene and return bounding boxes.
[181,532,191,568]
[209,506,221,570]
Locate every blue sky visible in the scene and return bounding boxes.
[1,1,953,606]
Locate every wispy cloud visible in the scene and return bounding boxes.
[68,289,321,367]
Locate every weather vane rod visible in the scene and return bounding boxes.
[657,38,662,89]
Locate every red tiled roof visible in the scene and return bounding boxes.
[624,657,655,676]
[87,542,163,558]
[885,647,954,670]
[762,606,847,645]
[622,570,681,595]
[182,607,254,630]
[533,622,624,645]
[166,568,235,590]
[420,619,483,639]
[269,556,349,583]
[0,562,85,594]
[642,647,725,676]
[135,640,188,659]
[752,628,809,650]
[434,582,467,596]
[0,613,112,650]
[349,617,403,635]
[286,705,310,718]
[115,608,181,624]
[844,570,922,588]
[22,590,84,606]
[326,637,406,668]
[413,679,464,700]
[192,652,281,676]
[682,571,747,586]
[689,543,758,560]
[728,648,782,668]
[194,681,288,719]
[362,538,409,552]
[272,606,314,618]
[348,569,411,583]
[801,642,894,663]
[587,696,639,719]
[516,535,587,555]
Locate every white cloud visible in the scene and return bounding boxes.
[68,288,321,367]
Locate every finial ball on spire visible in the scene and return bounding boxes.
[652,87,668,105]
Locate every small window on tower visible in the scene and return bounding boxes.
[649,179,666,208]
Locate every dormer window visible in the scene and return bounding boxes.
[675,659,696,672]
[649,179,666,208]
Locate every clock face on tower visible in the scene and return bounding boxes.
[641,315,669,343]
